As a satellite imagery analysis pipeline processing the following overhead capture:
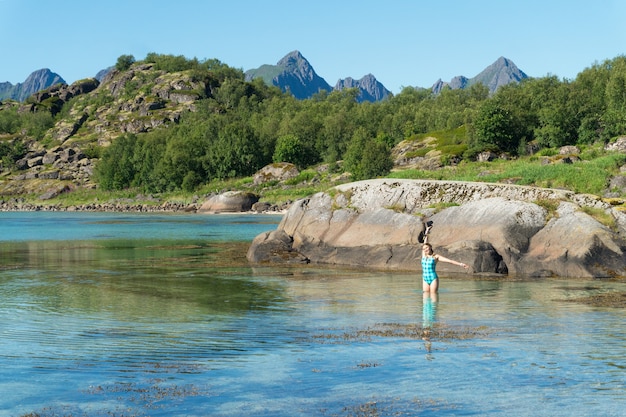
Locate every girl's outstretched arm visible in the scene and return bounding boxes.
[434,255,469,269]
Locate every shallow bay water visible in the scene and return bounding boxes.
[0,212,624,416]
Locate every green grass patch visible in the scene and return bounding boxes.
[403,126,467,160]
[534,198,561,220]
[439,143,468,156]
[580,206,617,230]
[284,169,317,185]
[405,147,432,159]
[427,202,459,212]
[389,151,626,196]
[411,126,467,146]
[384,203,406,212]
[259,185,325,204]
[50,187,195,207]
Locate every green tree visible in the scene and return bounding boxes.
[0,139,26,169]
[150,119,212,191]
[205,120,264,179]
[144,53,197,72]
[212,78,255,111]
[344,129,367,179]
[95,134,139,190]
[530,77,578,147]
[360,139,393,179]
[570,60,610,143]
[22,111,55,140]
[602,56,626,139]
[0,107,20,134]
[344,129,392,180]
[281,105,323,165]
[133,130,168,192]
[199,58,245,82]
[470,100,519,154]
[273,134,304,167]
[115,54,135,72]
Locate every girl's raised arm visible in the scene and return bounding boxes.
[435,255,468,269]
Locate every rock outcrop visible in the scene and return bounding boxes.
[252,162,299,185]
[198,191,259,213]
[247,179,626,278]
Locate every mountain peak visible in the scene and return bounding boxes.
[431,56,527,95]
[245,50,331,99]
[0,68,65,102]
[335,73,391,102]
[276,50,307,67]
[474,56,528,91]
[495,56,511,65]
[246,51,393,101]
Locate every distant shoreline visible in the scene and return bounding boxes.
[0,201,289,214]
[0,201,197,213]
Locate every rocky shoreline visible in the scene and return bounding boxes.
[0,200,198,212]
[0,198,291,213]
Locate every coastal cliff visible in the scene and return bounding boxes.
[247,179,626,278]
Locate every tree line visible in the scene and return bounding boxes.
[2,53,626,192]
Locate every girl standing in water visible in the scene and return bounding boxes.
[420,223,469,293]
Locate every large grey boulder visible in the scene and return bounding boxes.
[198,191,259,213]
[247,179,626,278]
[253,162,299,185]
[518,202,626,277]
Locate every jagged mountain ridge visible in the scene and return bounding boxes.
[246,51,526,101]
[245,50,392,102]
[431,56,528,94]
[2,53,527,104]
[0,69,65,102]
[334,73,392,102]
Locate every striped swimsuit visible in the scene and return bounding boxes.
[421,256,438,284]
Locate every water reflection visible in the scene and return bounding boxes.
[422,291,438,328]
[0,239,289,320]
[422,292,438,356]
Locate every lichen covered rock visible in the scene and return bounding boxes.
[247,179,626,278]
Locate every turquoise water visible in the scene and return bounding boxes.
[0,212,624,416]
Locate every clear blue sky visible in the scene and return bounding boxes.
[1,0,625,94]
